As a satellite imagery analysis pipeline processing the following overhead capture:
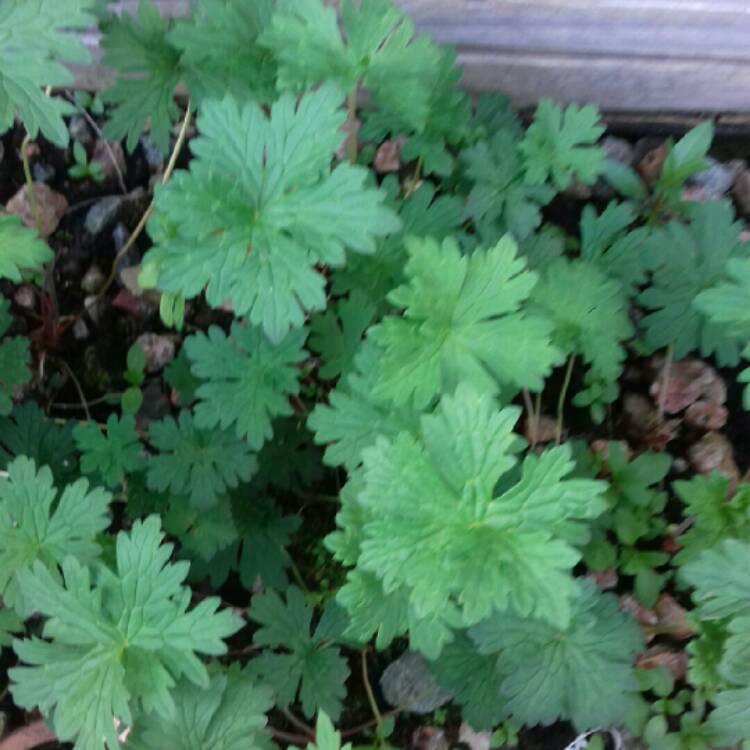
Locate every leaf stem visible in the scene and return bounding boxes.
[555,355,576,445]
[346,87,358,163]
[361,648,384,746]
[522,388,537,448]
[96,99,193,304]
[54,358,91,421]
[657,344,673,418]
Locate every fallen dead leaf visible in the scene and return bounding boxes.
[653,594,694,640]
[589,568,619,591]
[649,356,726,416]
[0,720,55,750]
[622,393,680,451]
[688,431,739,494]
[374,135,406,173]
[636,645,689,681]
[636,142,667,183]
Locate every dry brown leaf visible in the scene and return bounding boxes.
[636,645,689,681]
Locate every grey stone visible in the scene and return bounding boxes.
[32,162,55,183]
[69,115,92,146]
[135,332,176,373]
[72,319,89,340]
[84,196,123,236]
[83,294,104,323]
[81,265,105,294]
[140,135,164,172]
[686,157,741,198]
[380,651,451,714]
[13,285,36,310]
[601,135,634,165]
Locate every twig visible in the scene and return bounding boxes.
[555,355,576,445]
[341,709,400,739]
[96,99,193,303]
[361,649,384,746]
[269,726,309,746]
[51,392,122,410]
[55,359,91,421]
[65,92,127,194]
[282,708,315,740]
[657,344,674,418]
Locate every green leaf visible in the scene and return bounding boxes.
[122,386,144,416]
[308,340,420,471]
[695,257,750,339]
[0,214,53,282]
[100,0,181,153]
[349,385,606,634]
[0,403,77,483]
[0,298,31,416]
[164,494,238,563]
[332,179,463,310]
[370,235,562,409]
[469,582,642,731]
[147,411,257,509]
[253,418,323,492]
[74,414,146,488]
[639,201,750,363]
[519,98,605,190]
[127,342,146,375]
[0,456,110,615]
[673,475,750,563]
[184,323,307,448]
[307,711,352,750]
[0,0,94,146]
[168,0,277,106]
[309,293,376,380]
[0,605,23,648]
[429,633,507,730]
[164,350,200,406]
[658,122,714,193]
[579,202,655,292]
[125,668,273,750]
[462,129,554,240]
[247,587,350,720]
[10,515,244,750]
[600,159,647,201]
[530,258,633,414]
[144,86,400,342]
[261,0,441,133]
[682,539,750,620]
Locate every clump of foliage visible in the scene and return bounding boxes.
[2,0,750,748]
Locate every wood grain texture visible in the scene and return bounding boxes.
[72,0,750,112]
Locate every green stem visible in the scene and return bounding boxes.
[346,86,358,163]
[97,99,193,303]
[555,355,576,445]
[361,649,384,747]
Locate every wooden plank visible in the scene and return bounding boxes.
[71,0,750,113]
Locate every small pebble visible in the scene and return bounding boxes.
[69,115,92,146]
[81,265,105,295]
[84,196,124,237]
[13,285,36,310]
[135,332,176,373]
[140,135,164,172]
[72,319,89,340]
[32,162,55,183]
[84,294,104,323]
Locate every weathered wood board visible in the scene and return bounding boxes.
[74,0,750,113]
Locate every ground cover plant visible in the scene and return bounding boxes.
[2,1,750,749]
